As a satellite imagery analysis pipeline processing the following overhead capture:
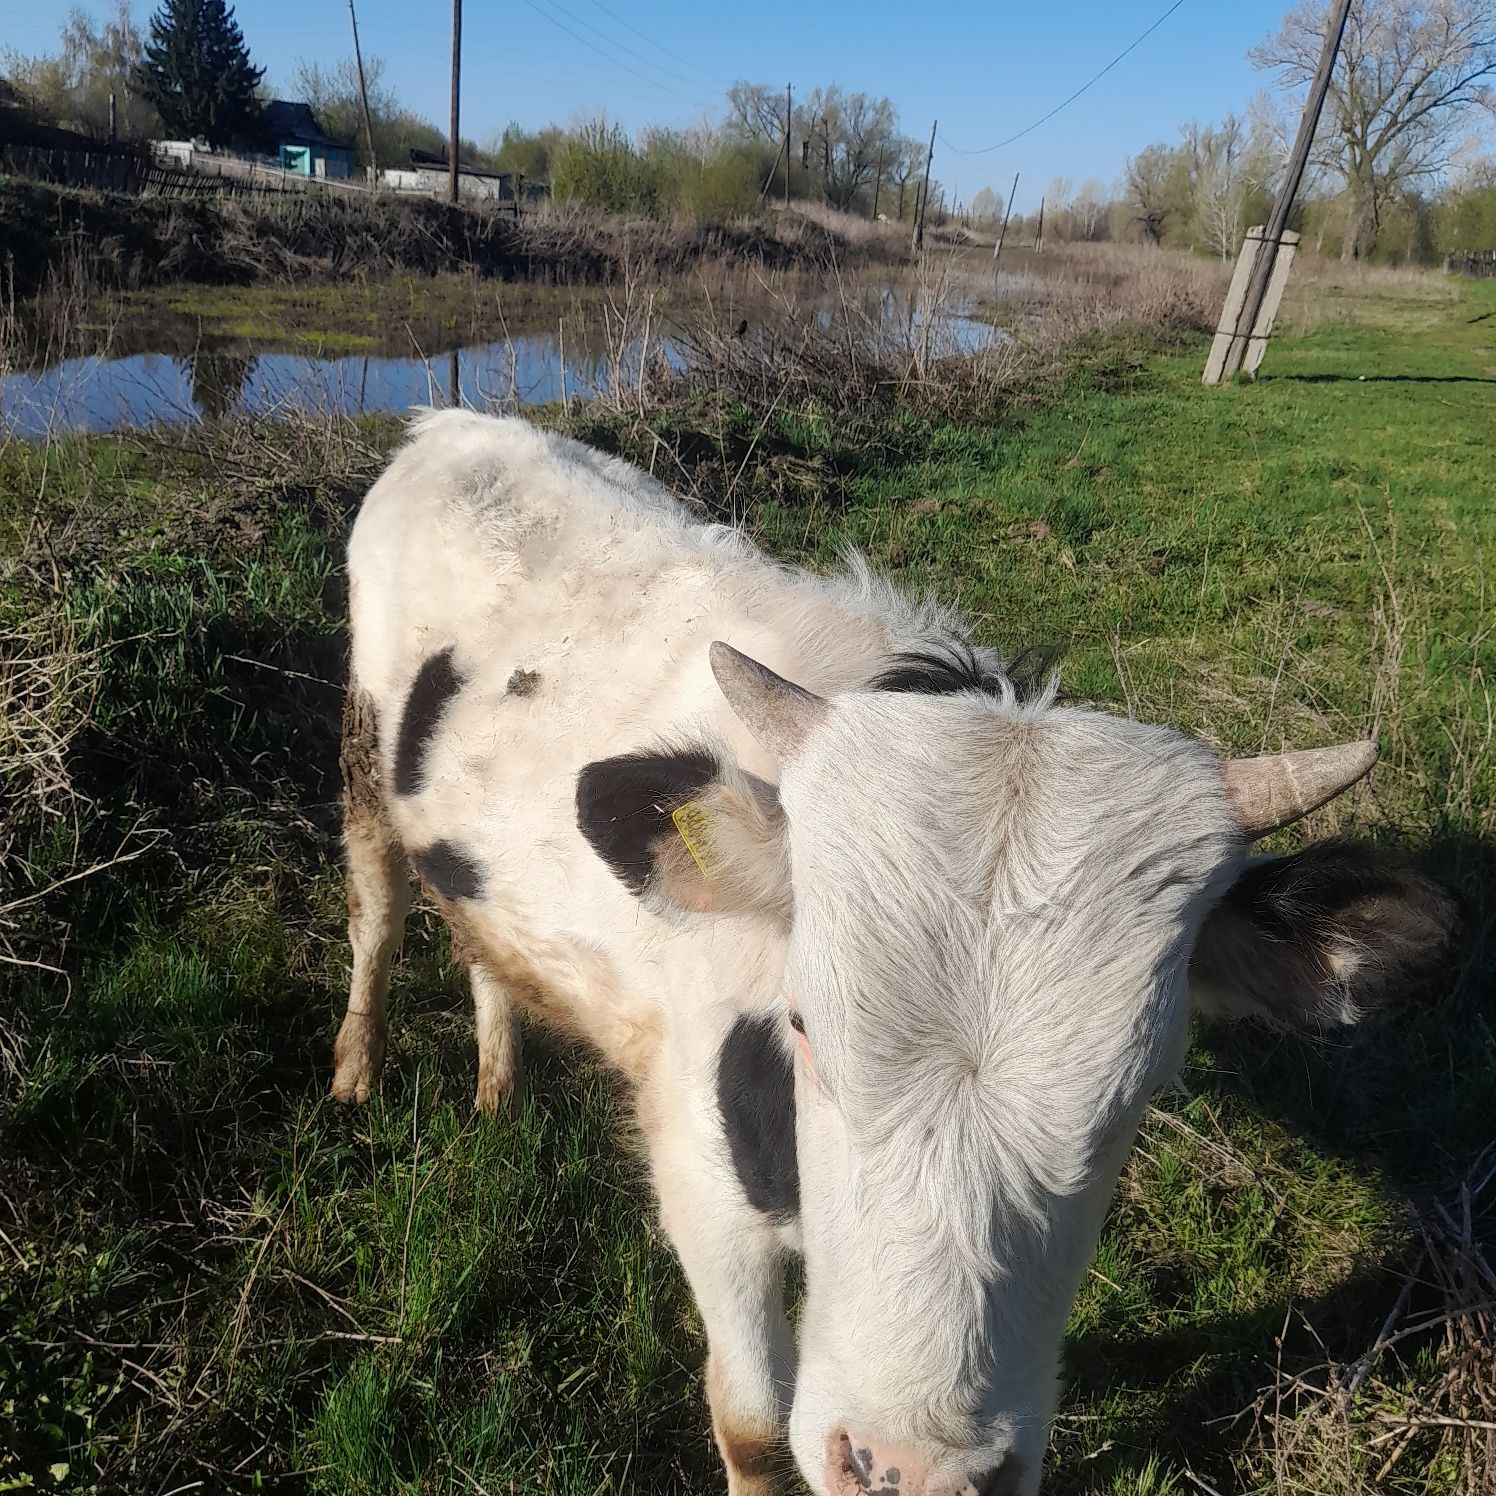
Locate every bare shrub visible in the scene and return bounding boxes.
[657,241,1225,427]
[1237,1153,1496,1496]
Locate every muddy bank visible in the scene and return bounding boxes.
[0,180,907,302]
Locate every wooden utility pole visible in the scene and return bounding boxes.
[448,0,462,203]
[993,171,1019,277]
[1204,0,1352,384]
[1034,195,1045,251]
[108,91,117,144]
[348,0,377,184]
[784,83,792,209]
[912,118,936,253]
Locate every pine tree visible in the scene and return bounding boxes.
[135,0,263,148]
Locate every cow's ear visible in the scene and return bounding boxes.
[575,748,791,924]
[1190,841,1455,1029]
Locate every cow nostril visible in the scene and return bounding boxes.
[835,1429,873,1484]
[969,1451,1023,1496]
[831,1428,899,1493]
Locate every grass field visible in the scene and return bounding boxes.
[2,267,1493,1495]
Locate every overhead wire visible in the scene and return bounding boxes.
[576,0,730,88]
[333,18,716,105]
[938,0,1190,156]
[526,0,727,96]
[511,0,718,111]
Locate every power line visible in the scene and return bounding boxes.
[328,20,714,99]
[512,0,717,111]
[939,0,1190,156]
[543,0,728,94]
[577,0,729,88]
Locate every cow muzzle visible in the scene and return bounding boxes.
[826,1427,1026,1496]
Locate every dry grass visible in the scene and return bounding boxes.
[1238,1152,1496,1496]
[585,240,1226,435]
[0,593,127,1045]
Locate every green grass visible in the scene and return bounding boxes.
[2,271,1493,1495]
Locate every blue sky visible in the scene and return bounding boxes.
[11,1,1296,210]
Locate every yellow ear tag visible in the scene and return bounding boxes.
[672,801,720,881]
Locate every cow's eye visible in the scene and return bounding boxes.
[787,1008,806,1035]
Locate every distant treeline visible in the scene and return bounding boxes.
[5,1,1495,264]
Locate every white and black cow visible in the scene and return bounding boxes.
[331,410,1452,1496]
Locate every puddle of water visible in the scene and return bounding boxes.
[0,333,686,439]
[1,284,1004,438]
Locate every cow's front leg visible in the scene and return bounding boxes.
[647,1085,794,1495]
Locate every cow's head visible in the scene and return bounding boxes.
[578,642,1453,1496]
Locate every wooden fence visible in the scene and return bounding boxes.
[1446,250,1496,278]
[169,148,374,197]
[1,142,372,199]
[1,143,149,192]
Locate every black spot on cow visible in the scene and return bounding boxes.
[871,639,1058,703]
[394,647,463,797]
[575,747,718,895]
[506,667,541,698]
[716,1013,799,1221]
[411,840,485,902]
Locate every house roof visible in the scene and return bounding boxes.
[407,146,508,179]
[263,100,347,150]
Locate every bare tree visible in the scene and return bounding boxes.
[726,82,784,148]
[1252,0,1496,259]
[3,3,159,140]
[1183,116,1252,258]
[798,86,900,211]
[889,137,925,220]
[1125,143,1177,243]
[969,185,1000,222]
[1073,178,1110,240]
[1043,175,1075,240]
[289,57,453,170]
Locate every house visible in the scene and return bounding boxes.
[263,100,354,180]
[379,147,546,204]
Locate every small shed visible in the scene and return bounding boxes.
[380,147,546,204]
[263,100,354,180]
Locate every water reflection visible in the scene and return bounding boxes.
[1,285,1002,438]
[187,350,253,423]
[0,332,684,438]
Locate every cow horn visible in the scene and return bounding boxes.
[1222,740,1379,838]
[709,642,827,761]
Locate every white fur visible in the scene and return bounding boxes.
[339,411,1254,1496]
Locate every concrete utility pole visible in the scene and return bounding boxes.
[784,83,792,209]
[872,144,884,220]
[912,118,936,253]
[1204,0,1352,384]
[993,171,1019,279]
[448,0,462,203]
[348,0,377,184]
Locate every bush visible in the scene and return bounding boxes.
[552,119,655,215]
[1435,185,1496,257]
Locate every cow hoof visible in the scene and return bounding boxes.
[475,1062,524,1117]
[331,1017,385,1104]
